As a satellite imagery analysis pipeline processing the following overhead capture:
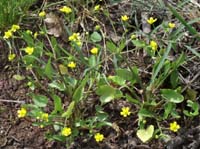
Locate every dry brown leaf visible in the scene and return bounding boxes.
[44,13,64,37]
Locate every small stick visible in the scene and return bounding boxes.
[0,99,25,104]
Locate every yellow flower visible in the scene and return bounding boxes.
[69,33,81,41]
[26,30,33,35]
[11,24,20,32]
[34,32,38,39]
[121,15,129,22]
[94,5,100,11]
[150,40,158,51]
[95,25,101,30]
[120,107,131,117]
[61,127,72,137]
[8,53,16,61]
[168,22,175,29]
[131,34,136,39]
[25,47,34,55]
[17,107,27,118]
[69,33,82,46]
[41,113,49,122]
[68,61,76,68]
[39,11,46,17]
[94,133,104,142]
[3,30,13,39]
[90,47,98,55]
[147,17,157,24]
[60,6,72,14]
[170,121,180,132]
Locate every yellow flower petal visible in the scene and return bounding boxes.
[25,47,34,55]
[121,15,129,22]
[90,47,98,55]
[3,30,13,39]
[17,108,27,118]
[61,127,72,136]
[60,6,72,14]
[94,133,104,142]
[68,61,76,68]
[147,17,157,25]
[120,107,131,117]
[39,11,46,17]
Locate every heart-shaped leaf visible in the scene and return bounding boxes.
[137,125,154,143]
[90,31,102,42]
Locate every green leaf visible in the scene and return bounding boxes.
[132,40,146,48]
[108,75,126,86]
[163,102,175,119]
[117,39,126,53]
[126,94,141,106]
[167,4,200,41]
[90,31,102,42]
[183,100,199,117]
[62,101,75,119]
[44,58,54,79]
[106,41,117,53]
[52,94,62,113]
[72,85,84,103]
[172,53,186,69]
[31,94,48,107]
[96,85,120,104]
[170,70,179,88]
[116,68,133,81]
[137,125,154,143]
[185,46,200,58]
[161,89,184,103]
[138,108,155,118]
[49,81,65,91]
[13,74,25,81]
[149,43,172,89]
[88,55,96,67]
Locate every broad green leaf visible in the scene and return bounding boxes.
[13,74,25,81]
[52,94,62,113]
[49,81,65,91]
[90,31,102,42]
[183,100,199,117]
[96,85,116,104]
[137,125,154,143]
[116,68,133,81]
[31,94,48,107]
[62,101,75,119]
[161,89,184,103]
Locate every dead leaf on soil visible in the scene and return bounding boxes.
[44,13,64,37]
